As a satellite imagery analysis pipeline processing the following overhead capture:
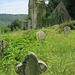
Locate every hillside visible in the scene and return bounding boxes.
[0,14,27,27]
[0,27,75,75]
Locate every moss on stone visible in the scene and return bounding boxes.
[23,16,28,22]
[36,1,46,28]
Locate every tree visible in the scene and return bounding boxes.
[64,0,75,19]
[8,19,22,31]
[47,0,75,19]
[46,0,60,17]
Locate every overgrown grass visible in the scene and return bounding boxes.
[0,28,75,75]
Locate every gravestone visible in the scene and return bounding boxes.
[36,30,45,39]
[0,40,8,50]
[42,27,46,30]
[15,52,47,75]
[64,26,71,34]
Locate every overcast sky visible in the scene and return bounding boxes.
[0,0,28,14]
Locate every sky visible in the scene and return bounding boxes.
[0,0,28,14]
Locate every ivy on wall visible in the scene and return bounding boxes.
[37,11,42,28]
[43,9,65,27]
[36,1,46,28]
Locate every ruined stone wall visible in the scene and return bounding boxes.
[36,1,46,28]
[53,1,71,22]
[23,22,28,29]
[28,0,37,29]
[24,0,71,29]
[28,0,46,29]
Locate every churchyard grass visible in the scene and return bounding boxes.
[0,28,75,75]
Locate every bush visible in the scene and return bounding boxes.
[59,20,75,29]
[0,26,11,33]
[8,19,23,31]
[4,27,11,33]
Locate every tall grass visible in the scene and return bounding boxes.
[0,28,75,75]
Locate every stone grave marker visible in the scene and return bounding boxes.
[42,27,46,30]
[64,26,71,34]
[36,30,45,39]
[15,52,47,75]
[0,40,8,50]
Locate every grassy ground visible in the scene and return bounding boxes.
[0,28,75,75]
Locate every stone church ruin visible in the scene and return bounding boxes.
[23,0,46,29]
[23,0,71,29]
[52,1,71,24]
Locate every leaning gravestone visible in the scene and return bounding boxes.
[36,30,45,39]
[64,26,71,34]
[15,52,47,75]
[0,40,8,50]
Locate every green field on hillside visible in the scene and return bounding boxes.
[0,28,75,75]
[0,14,27,27]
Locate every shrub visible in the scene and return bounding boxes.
[8,19,23,31]
[59,20,75,29]
[0,26,11,33]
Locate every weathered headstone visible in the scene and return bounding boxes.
[64,26,71,34]
[15,52,47,75]
[36,30,45,39]
[0,40,8,50]
[42,27,46,30]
